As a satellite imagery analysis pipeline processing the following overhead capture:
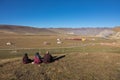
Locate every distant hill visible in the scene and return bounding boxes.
[0,25,57,35]
[113,26,120,32]
[0,25,115,36]
[110,26,120,39]
[96,29,115,38]
[49,28,112,36]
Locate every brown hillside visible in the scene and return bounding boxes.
[113,26,120,32]
[0,25,57,35]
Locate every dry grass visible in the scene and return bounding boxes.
[0,34,120,80]
[0,34,117,49]
[0,53,120,80]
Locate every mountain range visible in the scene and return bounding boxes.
[0,25,120,37]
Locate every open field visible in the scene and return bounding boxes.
[0,33,120,80]
[0,52,120,80]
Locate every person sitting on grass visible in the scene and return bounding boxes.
[23,53,32,64]
[43,51,53,63]
[34,52,42,64]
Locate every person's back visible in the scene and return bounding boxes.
[23,53,31,64]
[34,52,42,64]
[43,51,53,63]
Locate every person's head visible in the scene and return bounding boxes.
[24,53,28,56]
[46,51,49,54]
[35,52,39,56]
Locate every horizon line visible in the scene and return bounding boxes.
[0,24,119,28]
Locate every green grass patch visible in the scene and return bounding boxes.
[0,44,120,59]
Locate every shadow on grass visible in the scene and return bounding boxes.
[0,64,3,67]
[52,55,66,62]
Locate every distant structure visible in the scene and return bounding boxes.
[57,38,62,44]
[57,38,60,41]
[67,32,74,35]
[43,41,50,45]
[6,42,12,46]
[65,37,86,41]
[81,38,86,41]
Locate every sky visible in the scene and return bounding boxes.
[0,0,120,28]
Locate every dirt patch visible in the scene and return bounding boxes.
[99,42,120,47]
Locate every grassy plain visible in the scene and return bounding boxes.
[0,34,120,80]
